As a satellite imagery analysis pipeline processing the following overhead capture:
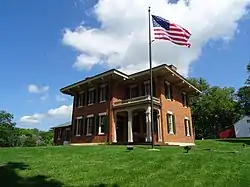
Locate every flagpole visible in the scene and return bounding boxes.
[148,6,154,149]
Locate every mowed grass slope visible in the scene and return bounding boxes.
[1,140,250,187]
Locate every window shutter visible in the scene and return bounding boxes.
[106,84,109,101]
[86,91,89,105]
[164,83,168,98]
[127,87,130,99]
[153,81,156,97]
[181,93,185,106]
[188,120,191,136]
[186,94,189,107]
[95,116,99,135]
[142,83,145,96]
[167,114,170,134]
[94,89,97,103]
[91,117,95,135]
[104,115,108,134]
[84,118,87,136]
[79,118,83,136]
[75,95,79,107]
[82,92,86,106]
[74,119,77,136]
[82,116,86,135]
[173,115,176,134]
[184,119,187,136]
[96,86,99,103]
[170,85,173,100]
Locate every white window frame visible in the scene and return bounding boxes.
[182,92,188,107]
[167,111,174,134]
[98,112,107,135]
[75,116,83,137]
[99,84,107,103]
[129,84,138,99]
[88,87,95,105]
[165,81,172,100]
[144,80,150,96]
[77,91,85,108]
[184,117,191,136]
[86,114,94,136]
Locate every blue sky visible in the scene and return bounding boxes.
[1,0,250,130]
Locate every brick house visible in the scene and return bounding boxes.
[53,64,201,146]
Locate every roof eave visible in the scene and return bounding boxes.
[60,70,128,95]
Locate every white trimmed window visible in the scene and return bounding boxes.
[77,92,85,107]
[167,112,175,134]
[100,84,107,102]
[88,88,95,105]
[165,81,172,100]
[182,92,188,107]
[86,115,94,136]
[184,117,191,136]
[130,84,138,98]
[98,113,107,135]
[75,117,83,136]
[144,81,150,96]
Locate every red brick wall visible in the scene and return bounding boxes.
[70,88,109,144]
[157,77,194,144]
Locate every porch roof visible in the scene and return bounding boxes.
[51,121,71,129]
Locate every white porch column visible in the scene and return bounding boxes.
[113,111,117,143]
[145,106,152,142]
[157,110,162,142]
[127,110,133,143]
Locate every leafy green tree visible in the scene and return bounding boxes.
[0,110,18,147]
[188,78,241,139]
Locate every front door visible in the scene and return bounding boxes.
[116,114,127,143]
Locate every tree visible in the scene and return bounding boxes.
[237,62,250,115]
[246,61,250,85]
[0,110,18,147]
[188,78,241,139]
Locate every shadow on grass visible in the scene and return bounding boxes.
[216,139,250,145]
[88,184,119,187]
[0,162,63,187]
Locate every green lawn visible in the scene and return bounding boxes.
[1,140,250,187]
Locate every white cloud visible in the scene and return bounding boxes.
[20,114,45,124]
[19,105,73,124]
[56,94,67,102]
[47,105,73,118]
[40,94,49,101]
[62,0,250,76]
[28,84,49,94]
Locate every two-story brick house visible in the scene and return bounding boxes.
[53,64,201,146]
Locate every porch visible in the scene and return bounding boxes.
[113,96,162,144]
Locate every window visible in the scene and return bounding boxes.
[75,117,83,136]
[57,129,61,140]
[98,113,107,135]
[247,119,250,123]
[144,81,150,96]
[130,85,138,98]
[182,92,188,107]
[184,118,191,136]
[86,115,94,136]
[165,81,172,100]
[100,84,107,102]
[167,112,175,134]
[77,92,85,107]
[88,88,95,105]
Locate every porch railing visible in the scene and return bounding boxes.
[113,95,160,107]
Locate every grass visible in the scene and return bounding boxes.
[1,140,250,187]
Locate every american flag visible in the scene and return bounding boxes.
[152,15,191,48]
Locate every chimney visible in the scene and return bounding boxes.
[168,64,177,71]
